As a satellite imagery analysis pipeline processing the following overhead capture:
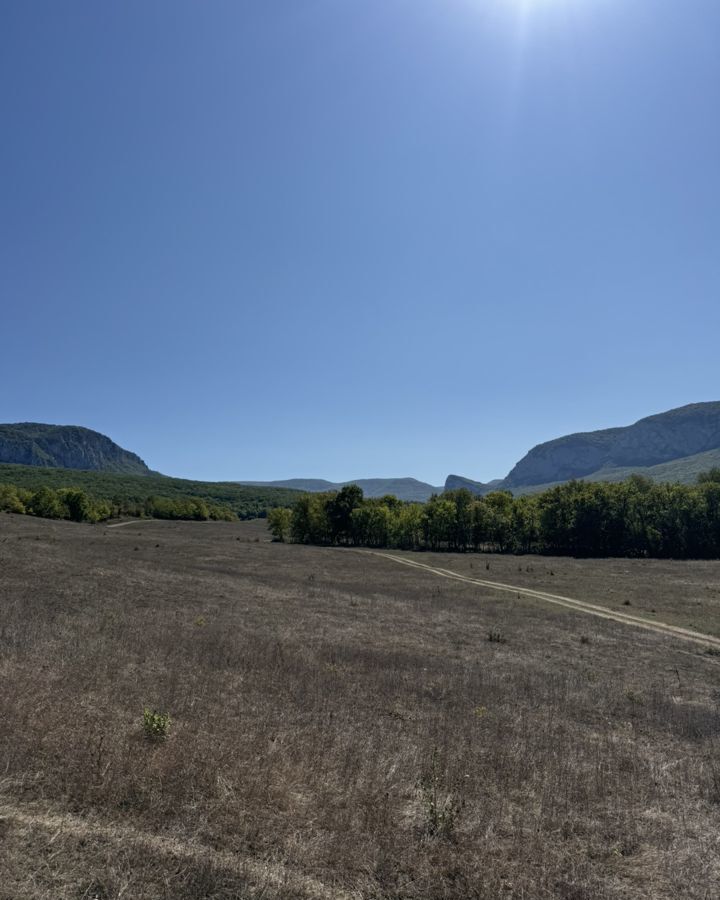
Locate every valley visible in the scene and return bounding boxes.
[1,515,719,899]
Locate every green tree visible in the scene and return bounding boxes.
[392,503,424,549]
[29,486,63,519]
[291,493,333,544]
[443,488,473,551]
[267,507,292,541]
[0,485,26,514]
[328,484,364,544]
[59,488,92,522]
[423,496,456,550]
[484,491,515,552]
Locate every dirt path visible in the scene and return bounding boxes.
[370,551,720,651]
[0,799,356,900]
[105,520,153,529]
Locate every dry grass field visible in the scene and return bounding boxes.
[1,514,720,899]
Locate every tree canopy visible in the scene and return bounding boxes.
[277,470,720,559]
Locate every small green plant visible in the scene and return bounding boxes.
[487,627,507,644]
[142,707,171,741]
[418,748,460,839]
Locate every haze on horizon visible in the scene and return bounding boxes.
[2,1,718,485]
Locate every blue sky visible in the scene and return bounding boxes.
[2,0,718,484]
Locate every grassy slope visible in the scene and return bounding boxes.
[0,463,300,518]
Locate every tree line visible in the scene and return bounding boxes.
[269,470,720,559]
[0,463,300,520]
[0,484,236,524]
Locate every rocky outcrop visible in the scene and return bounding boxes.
[0,423,151,474]
[444,474,503,495]
[504,402,720,488]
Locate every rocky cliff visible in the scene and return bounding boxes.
[0,423,151,475]
[504,402,720,489]
[444,474,503,495]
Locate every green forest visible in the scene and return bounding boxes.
[0,463,300,521]
[0,483,238,523]
[273,469,720,559]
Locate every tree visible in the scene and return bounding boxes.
[443,489,473,551]
[423,496,456,550]
[59,488,92,522]
[484,491,515,552]
[392,503,424,550]
[0,485,26,514]
[327,485,364,544]
[29,487,63,519]
[268,507,292,542]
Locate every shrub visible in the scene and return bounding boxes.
[0,485,25,514]
[29,486,64,519]
[142,708,171,742]
[487,627,507,644]
[418,747,460,839]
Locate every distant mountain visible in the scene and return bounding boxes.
[444,474,503,495]
[450,402,720,496]
[0,423,151,475]
[241,477,443,502]
[505,402,720,488]
[504,447,720,496]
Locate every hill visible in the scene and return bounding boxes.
[0,423,151,474]
[241,477,443,502]
[0,464,300,519]
[444,474,503,494]
[505,402,720,488]
[503,447,720,496]
[450,402,720,496]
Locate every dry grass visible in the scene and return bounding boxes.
[1,514,719,898]
[408,550,720,638]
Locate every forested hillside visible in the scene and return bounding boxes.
[0,464,300,521]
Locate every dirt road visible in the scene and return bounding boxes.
[371,551,720,651]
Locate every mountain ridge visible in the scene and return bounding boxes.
[450,402,720,496]
[505,402,720,488]
[0,423,151,475]
[6,402,720,502]
[240,477,443,502]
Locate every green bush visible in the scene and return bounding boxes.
[0,485,26,514]
[142,708,171,742]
